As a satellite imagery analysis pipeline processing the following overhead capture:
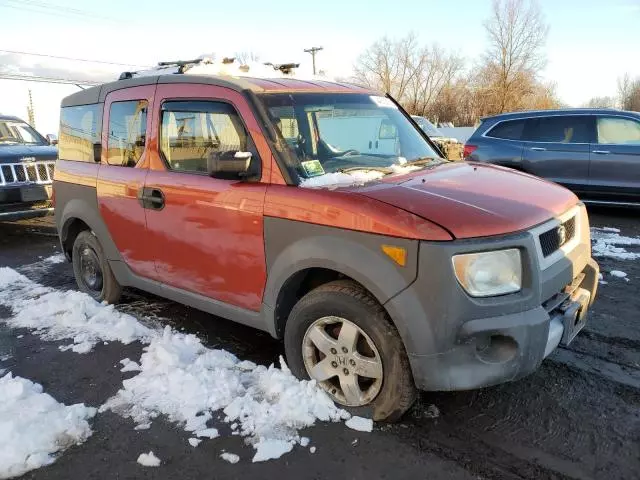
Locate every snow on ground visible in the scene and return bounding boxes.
[101,327,348,462]
[136,451,161,467]
[0,263,359,463]
[0,373,96,479]
[610,270,629,281]
[345,416,374,432]
[0,268,156,353]
[591,227,640,261]
[220,452,240,464]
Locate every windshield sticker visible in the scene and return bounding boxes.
[301,160,325,177]
[370,96,397,108]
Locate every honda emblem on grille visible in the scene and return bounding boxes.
[557,225,567,245]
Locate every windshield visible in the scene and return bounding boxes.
[412,116,444,137]
[0,119,46,145]
[259,93,443,182]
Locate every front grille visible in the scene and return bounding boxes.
[539,216,576,257]
[0,161,56,186]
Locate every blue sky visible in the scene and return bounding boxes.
[1,0,639,133]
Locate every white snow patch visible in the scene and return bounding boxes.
[188,438,202,447]
[300,437,310,447]
[0,268,157,353]
[610,270,629,281]
[0,373,96,478]
[136,451,161,467]
[591,228,640,261]
[310,446,317,454]
[101,327,349,461]
[120,358,142,372]
[252,438,294,463]
[300,165,421,189]
[195,428,219,439]
[345,416,373,432]
[220,452,240,464]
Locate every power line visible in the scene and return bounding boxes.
[0,0,118,22]
[0,49,151,68]
[0,73,102,86]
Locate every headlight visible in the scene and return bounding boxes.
[452,249,522,297]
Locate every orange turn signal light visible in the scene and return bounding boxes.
[381,245,407,267]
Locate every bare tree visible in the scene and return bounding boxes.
[584,96,616,108]
[482,0,549,112]
[235,51,261,65]
[617,73,640,111]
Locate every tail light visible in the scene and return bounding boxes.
[463,144,477,159]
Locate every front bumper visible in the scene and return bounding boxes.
[384,204,599,391]
[0,185,53,221]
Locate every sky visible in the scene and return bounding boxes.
[1,0,639,134]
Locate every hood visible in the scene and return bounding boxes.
[0,144,57,163]
[351,162,578,239]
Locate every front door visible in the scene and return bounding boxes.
[143,83,269,311]
[97,85,156,278]
[589,115,640,202]
[521,115,594,194]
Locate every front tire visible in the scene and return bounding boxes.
[72,230,122,303]
[284,280,417,422]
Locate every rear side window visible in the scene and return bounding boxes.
[597,117,640,144]
[59,104,101,162]
[107,100,148,167]
[485,119,525,140]
[526,116,592,143]
[160,101,256,175]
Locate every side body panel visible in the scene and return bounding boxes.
[521,140,591,193]
[143,83,269,311]
[97,85,156,277]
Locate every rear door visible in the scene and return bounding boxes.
[521,115,594,193]
[97,86,156,278]
[589,115,640,202]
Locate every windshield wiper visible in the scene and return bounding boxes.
[401,156,444,167]
[339,166,394,174]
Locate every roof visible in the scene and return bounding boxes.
[62,74,376,107]
[481,108,638,122]
[0,115,24,122]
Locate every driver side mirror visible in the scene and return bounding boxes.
[207,150,252,179]
[46,134,58,145]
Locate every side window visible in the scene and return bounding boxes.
[528,116,591,143]
[107,100,148,167]
[486,119,525,140]
[597,117,640,145]
[160,101,257,175]
[59,104,101,162]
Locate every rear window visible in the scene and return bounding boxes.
[525,116,592,143]
[59,104,101,162]
[486,119,525,140]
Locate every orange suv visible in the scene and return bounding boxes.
[54,65,599,421]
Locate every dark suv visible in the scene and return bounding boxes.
[464,108,640,206]
[0,115,57,221]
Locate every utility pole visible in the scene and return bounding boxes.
[27,89,35,128]
[303,46,323,75]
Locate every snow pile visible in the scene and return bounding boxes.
[101,327,348,462]
[610,270,629,281]
[300,164,420,189]
[345,416,374,432]
[220,452,240,464]
[0,268,157,353]
[591,227,640,261]
[136,451,161,467]
[0,373,96,479]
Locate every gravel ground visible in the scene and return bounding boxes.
[0,208,638,480]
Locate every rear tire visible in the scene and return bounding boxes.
[72,230,122,303]
[284,280,417,422]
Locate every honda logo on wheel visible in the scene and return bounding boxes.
[557,225,567,245]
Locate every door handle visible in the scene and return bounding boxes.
[530,147,546,151]
[592,150,610,155]
[138,187,165,210]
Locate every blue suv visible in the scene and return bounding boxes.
[464,108,640,206]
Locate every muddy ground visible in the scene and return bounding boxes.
[0,208,638,480]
